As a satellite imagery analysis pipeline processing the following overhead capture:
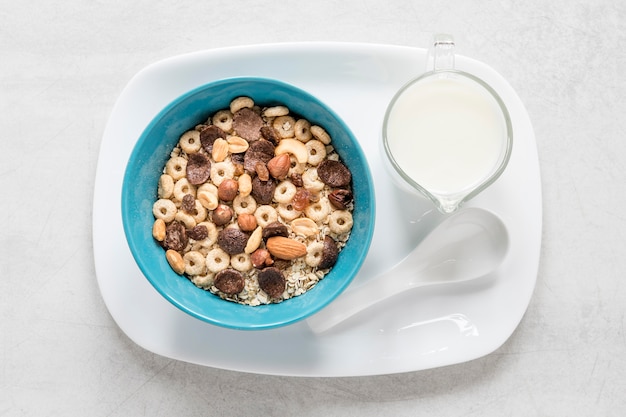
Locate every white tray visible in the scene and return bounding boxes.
[93,42,541,377]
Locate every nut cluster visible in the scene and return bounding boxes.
[151,96,355,306]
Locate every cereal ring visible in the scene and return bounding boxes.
[210,161,235,186]
[230,253,253,272]
[191,273,214,289]
[184,251,206,276]
[305,197,330,222]
[233,194,257,215]
[288,155,305,176]
[263,106,289,118]
[311,125,331,145]
[329,210,353,234]
[190,199,207,223]
[205,248,231,273]
[212,109,234,133]
[165,156,187,180]
[195,221,218,247]
[158,174,174,199]
[305,140,327,166]
[153,199,177,222]
[230,96,254,114]
[302,168,325,192]
[197,190,218,211]
[179,130,202,154]
[294,119,312,142]
[175,210,196,229]
[305,241,325,267]
[254,205,278,228]
[274,180,297,204]
[173,178,196,201]
[272,115,296,138]
[277,203,301,221]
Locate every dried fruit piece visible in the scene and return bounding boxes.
[255,162,270,182]
[233,107,263,141]
[317,159,352,188]
[164,221,188,251]
[200,125,226,153]
[266,236,307,260]
[328,189,353,210]
[251,176,276,205]
[186,153,211,185]
[257,267,286,298]
[260,125,280,145]
[214,269,245,295]
[262,221,289,240]
[292,189,312,211]
[218,227,249,255]
[290,172,303,187]
[319,236,339,269]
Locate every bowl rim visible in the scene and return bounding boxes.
[121,76,375,330]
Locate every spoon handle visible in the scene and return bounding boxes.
[306,263,425,333]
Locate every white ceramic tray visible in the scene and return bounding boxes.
[93,42,542,377]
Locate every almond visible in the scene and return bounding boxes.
[267,153,290,179]
[266,236,307,260]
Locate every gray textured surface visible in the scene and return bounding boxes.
[2,0,625,415]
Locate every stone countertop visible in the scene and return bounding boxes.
[2,1,625,415]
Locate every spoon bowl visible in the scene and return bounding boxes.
[306,208,509,333]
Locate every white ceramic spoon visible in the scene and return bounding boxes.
[306,207,509,334]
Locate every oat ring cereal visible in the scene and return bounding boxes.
[152,95,355,306]
[179,130,202,154]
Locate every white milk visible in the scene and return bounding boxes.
[385,77,507,196]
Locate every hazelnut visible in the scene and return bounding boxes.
[250,248,273,268]
[212,204,233,226]
[267,154,290,179]
[237,213,257,232]
[218,178,239,201]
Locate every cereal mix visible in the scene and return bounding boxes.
[151,97,354,306]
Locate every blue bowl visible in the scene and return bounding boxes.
[121,77,375,330]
